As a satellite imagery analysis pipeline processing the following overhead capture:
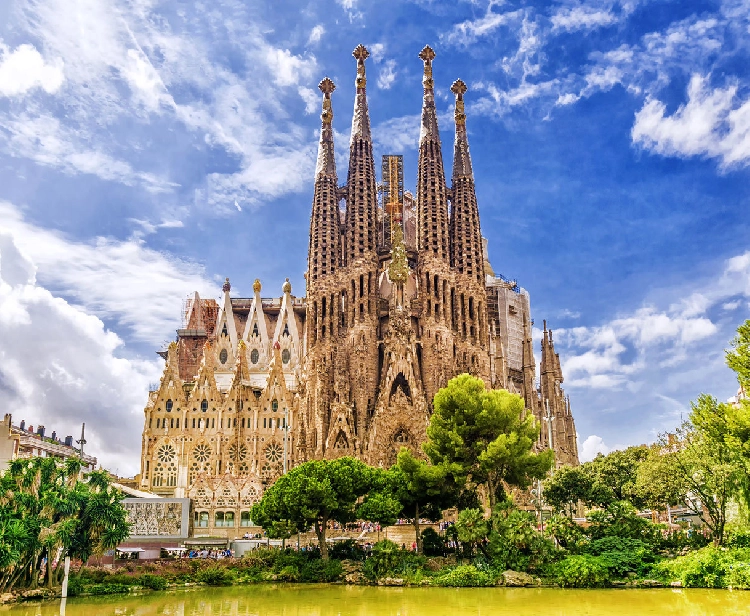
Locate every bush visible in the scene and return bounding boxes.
[421,528,445,557]
[655,546,750,588]
[300,559,343,583]
[138,573,168,590]
[726,527,750,549]
[583,537,655,577]
[276,565,300,582]
[554,555,610,588]
[361,540,426,581]
[545,515,586,552]
[585,501,659,545]
[434,565,494,587]
[196,566,236,586]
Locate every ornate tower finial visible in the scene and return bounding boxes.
[283,277,292,294]
[319,77,336,125]
[253,279,262,294]
[451,79,467,125]
[222,277,231,293]
[353,44,369,89]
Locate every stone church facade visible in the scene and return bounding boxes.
[140,45,578,535]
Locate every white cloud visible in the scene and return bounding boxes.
[0,43,64,98]
[2,0,321,208]
[558,250,750,390]
[632,74,750,169]
[378,60,398,90]
[265,48,317,87]
[0,232,157,476]
[0,114,176,193]
[442,3,522,46]
[368,43,386,62]
[1,202,215,345]
[308,25,325,45]
[551,6,617,33]
[298,86,319,115]
[579,435,611,462]
[374,115,421,153]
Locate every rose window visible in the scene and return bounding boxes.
[193,444,211,463]
[157,443,176,463]
[228,443,247,462]
[264,442,283,463]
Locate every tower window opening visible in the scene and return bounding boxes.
[166,399,173,412]
[201,399,208,412]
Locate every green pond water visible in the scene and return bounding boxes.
[1,585,748,616]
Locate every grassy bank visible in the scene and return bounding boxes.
[63,539,750,596]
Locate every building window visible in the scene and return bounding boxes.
[250,349,259,364]
[166,399,173,412]
[170,418,174,428]
[195,511,209,528]
[240,511,253,527]
[215,511,235,527]
[219,348,228,364]
[282,349,291,364]
[156,418,160,428]
[192,418,196,429]
[272,399,278,412]
[176,418,180,429]
[201,399,208,412]
[263,418,267,429]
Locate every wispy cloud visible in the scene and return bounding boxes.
[442,2,522,46]
[551,6,617,33]
[1,201,215,344]
[378,59,398,90]
[308,24,325,45]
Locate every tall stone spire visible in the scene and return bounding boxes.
[308,77,341,282]
[449,79,483,284]
[345,44,378,265]
[416,45,449,261]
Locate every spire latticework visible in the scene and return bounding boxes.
[345,44,378,264]
[308,77,341,281]
[449,79,483,284]
[416,45,449,261]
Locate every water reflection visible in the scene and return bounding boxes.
[1,585,749,616]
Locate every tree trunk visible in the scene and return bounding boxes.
[487,478,497,511]
[315,520,328,560]
[413,504,422,554]
[47,549,54,589]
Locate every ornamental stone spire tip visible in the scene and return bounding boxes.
[319,77,335,96]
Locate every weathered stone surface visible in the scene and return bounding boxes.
[502,570,536,587]
[0,592,16,604]
[379,577,405,586]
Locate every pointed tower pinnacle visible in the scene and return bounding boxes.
[345,44,378,264]
[416,45,449,261]
[449,78,483,284]
[350,44,372,144]
[315,77,336,180]
[308,77,342,281]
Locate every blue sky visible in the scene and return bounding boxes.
[0,0,748,474]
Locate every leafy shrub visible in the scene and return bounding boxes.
[726,527,750,549]
[421,528,445,557]
[277,565,300,582]
[545,515,586,551]
[139,574,168,590]
[586,501,659,544]
[655,546,750,588]
[434,565,494,587]
[554,555,610,588]
[300,559,343,582]
[66,576,83,597]
[726,562,750,590]
[362,540,425,580]
[583,537,655,577]
[196,566,235,586]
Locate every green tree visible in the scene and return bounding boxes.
[634,445,688,512]
[585,446,650,508]
[544,465,611,514]
[425,374,553,509]
[726,319,750,393]
[0,458,129,592]
[383,449,459,554]
[669,395,745,545]
[250,457,374,560]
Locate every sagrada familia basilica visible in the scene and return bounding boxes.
[140,45,579,533]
